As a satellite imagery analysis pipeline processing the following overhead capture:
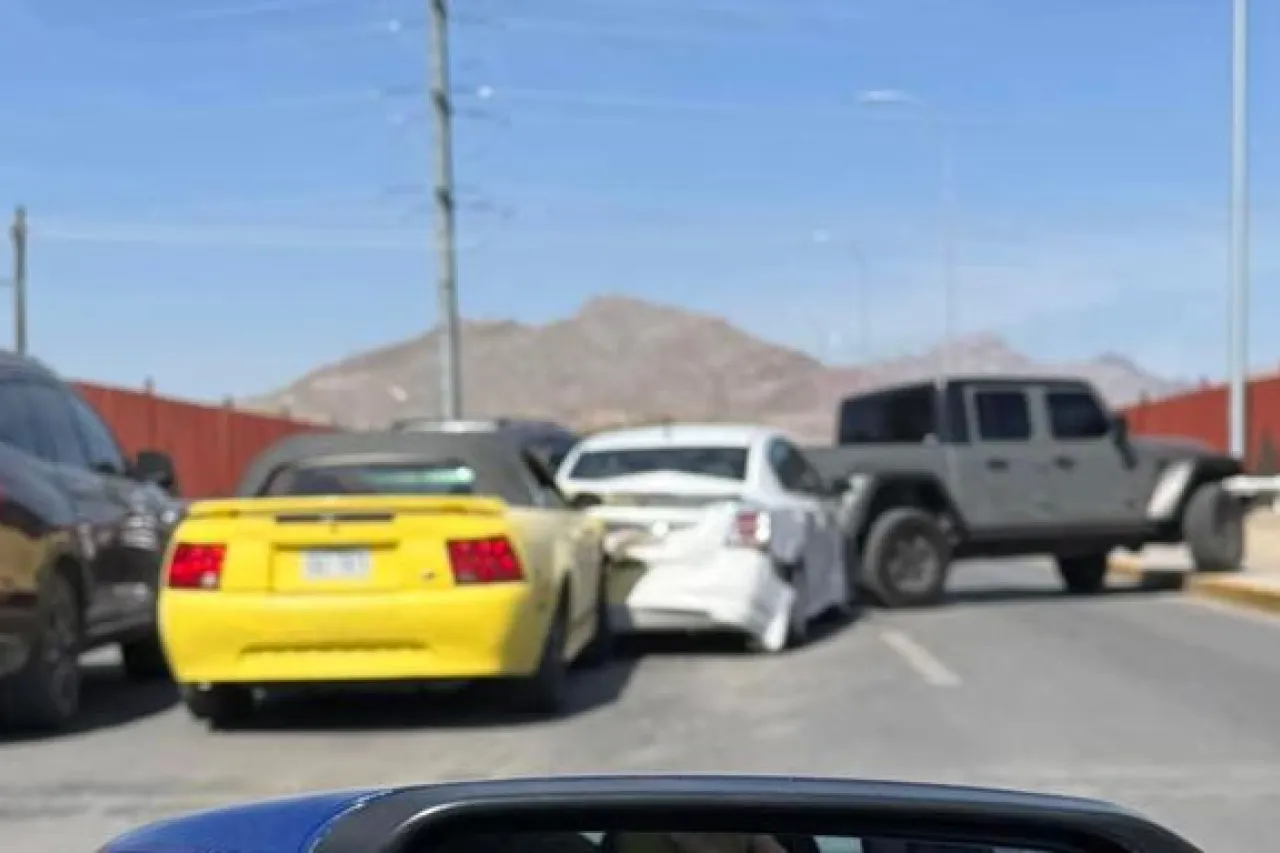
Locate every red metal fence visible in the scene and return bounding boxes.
[1121,372,1280,473]
[75,371,1280,497]
[74,380,328,498]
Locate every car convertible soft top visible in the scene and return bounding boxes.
[235,431,553,507]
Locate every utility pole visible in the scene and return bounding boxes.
[1227,0,1250,458]
[429,0,462,418]
[10,206,27,357]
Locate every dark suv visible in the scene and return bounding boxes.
[0,353,181,730]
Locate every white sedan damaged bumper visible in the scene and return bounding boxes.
[604,515,796,651]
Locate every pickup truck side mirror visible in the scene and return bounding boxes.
[1111,413,1129,441]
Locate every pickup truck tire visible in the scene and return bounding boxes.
[861,508,950,608]
[1056,554,1109,594]
[0,570,82,730]
[1182,481,1246,572]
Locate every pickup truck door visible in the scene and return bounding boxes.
[1037,385,1143,528]
[959,384,1057,533]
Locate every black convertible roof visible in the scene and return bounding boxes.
[235,430,542,505]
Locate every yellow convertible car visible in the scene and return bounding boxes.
[158,430,611,728]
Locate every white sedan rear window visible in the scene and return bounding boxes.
[568,447,749,481]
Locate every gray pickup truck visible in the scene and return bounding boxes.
[804,376,1251,608]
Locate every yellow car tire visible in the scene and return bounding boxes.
[182,684,255,730]
[577,567,614,668]
[510,597,569,716]
[120,633,170,682]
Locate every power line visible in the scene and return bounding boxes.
[31,220,434,250]
[117,0,361,25]
[476,0,873,27]
[460,15,805,46]
[0,87,418,129]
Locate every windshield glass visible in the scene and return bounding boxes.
[568,447,750,481]
[262,460,478,496]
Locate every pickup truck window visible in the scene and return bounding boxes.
[973,390,1032,442]
[838,385,936,444]
[1046,390,1110,440]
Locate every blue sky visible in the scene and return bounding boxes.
[0,0,1276,400]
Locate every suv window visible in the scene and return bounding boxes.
[767,438,826,496]
[838,385,937,444]
[24,384,92,469]
[65,394,128,474]
[974,390,1032,441]
[1046,389,1110,440]
[0,381,43,458]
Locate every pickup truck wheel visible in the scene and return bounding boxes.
[1056,554,1109,594]
[0,570,82,731]
[180,684,254,729]
[120,633,170,681]
[862,508,950,608]
[1183,481,1246,572]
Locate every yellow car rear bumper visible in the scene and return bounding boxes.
[159,585,547,685]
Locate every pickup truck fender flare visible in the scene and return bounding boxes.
[837,473,969,546]
[1145,456,1245,523]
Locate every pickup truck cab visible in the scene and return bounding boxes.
[804,376,1250,607]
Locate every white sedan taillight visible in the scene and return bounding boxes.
[726,507,771,551]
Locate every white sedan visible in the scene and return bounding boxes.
[556,424,855,653]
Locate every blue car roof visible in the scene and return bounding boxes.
[97,775,1191,853]
[100,788,392,853]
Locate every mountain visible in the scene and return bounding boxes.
[245,296,1189,442]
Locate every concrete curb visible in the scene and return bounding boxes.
[1107,555,1146,578]
[1107,555,1280,616]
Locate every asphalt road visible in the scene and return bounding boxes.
[4,559,1280,853]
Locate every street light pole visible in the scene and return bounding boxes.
[10,206,27,357]
[1228,0,1250,458]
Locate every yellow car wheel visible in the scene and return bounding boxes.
[181,684,255,730]
[511,597,569,716]
[578,565,614,668]
[120,633,170,682]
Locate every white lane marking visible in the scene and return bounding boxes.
[879,628,962,687]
